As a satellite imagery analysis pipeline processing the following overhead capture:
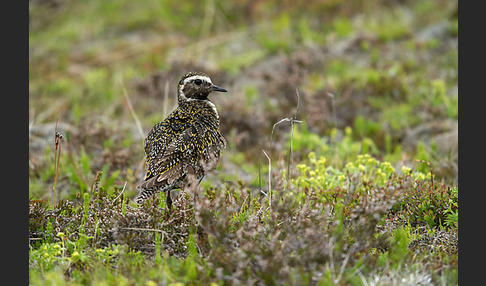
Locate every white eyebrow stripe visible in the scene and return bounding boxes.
[183,75,212,85]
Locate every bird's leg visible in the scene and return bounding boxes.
[166,190,172,210]
[194,176,203,209]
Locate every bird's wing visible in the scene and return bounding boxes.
[138,119,201,190]
[138,105,226,190]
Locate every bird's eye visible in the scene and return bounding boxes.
[194,79,202,85]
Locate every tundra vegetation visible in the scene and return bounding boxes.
[29,0,458,284]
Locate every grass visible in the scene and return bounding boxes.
[30,0,457,284]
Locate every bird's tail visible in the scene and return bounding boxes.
[134,187,158,205]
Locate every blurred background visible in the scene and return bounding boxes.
[29,0,458,201]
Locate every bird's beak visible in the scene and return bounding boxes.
[212,84,227,92]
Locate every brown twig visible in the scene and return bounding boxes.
[162,80,170,117]
[120,227,168,234]
[52,119,63,208]
[262,149,272,210]
[112,181,128,205]
[91,171,103,194]
[327,92,337,129]
[271,89,302,183]
[119,78,145,139]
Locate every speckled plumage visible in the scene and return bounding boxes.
[135,72,227,207]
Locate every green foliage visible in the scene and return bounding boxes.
[219,49,267,74]
[431,79,458,119]
[333,17,354,37]
[100,164,121,189]
[290,125,380,169]
[183,234,198,282]
[257,13,293,54]
[444,186,458,228]
[45,220,54,243]
[448,19,458,37]
[30,242,150,285]
[29,241,69,275]
[297,18,326,46]
[154,231,163,265]
[64,149,92,193]
[354,115,382,138]
[383,103,416,131]
[363,8,412,42]
[392,180,458,229]
[288,122,323,155]
[378,228,411,269]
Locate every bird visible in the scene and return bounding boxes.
[135,71,227,208]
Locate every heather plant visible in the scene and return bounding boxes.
[391,179,458,229]
[29,154,457,284]
[193,160,415,284]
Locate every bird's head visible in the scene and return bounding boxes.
[177,71,227,102]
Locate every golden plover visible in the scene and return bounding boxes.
[135,71,227,208]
